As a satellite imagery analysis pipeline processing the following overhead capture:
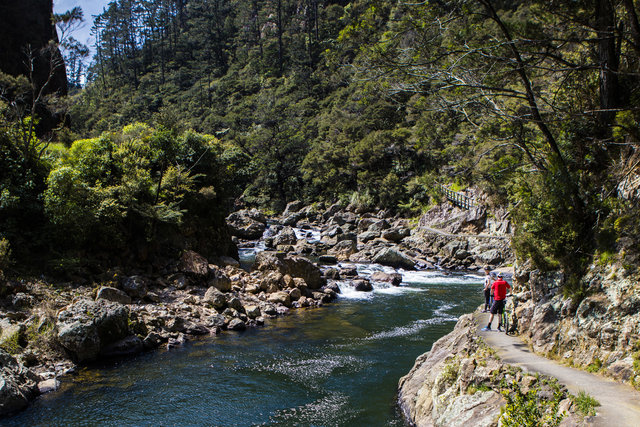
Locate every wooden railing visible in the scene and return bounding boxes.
[438,184,476,210]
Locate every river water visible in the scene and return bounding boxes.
[5,261,483,426]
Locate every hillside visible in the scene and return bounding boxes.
[1,0,640,421]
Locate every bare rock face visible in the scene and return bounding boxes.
[397,315,505,426]
[512,262,640,385]
[0,349,40,416]
[397,315,576,427]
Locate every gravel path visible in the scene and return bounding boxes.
[476,312,640,426]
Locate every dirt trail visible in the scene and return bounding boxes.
[476,312,640,426]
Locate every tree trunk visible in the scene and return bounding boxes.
[623,0,640,54]
[596,0,620,125]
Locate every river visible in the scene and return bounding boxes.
[4,260,483,426]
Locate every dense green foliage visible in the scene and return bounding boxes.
[44,123,245,254]
[0,95,242,269]
[1,0,639,285]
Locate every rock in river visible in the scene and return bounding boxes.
[372,248,415,269]
[56,299,132,363]
[0,349,40,416]
[370,271,402,286]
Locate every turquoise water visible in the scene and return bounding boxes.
[4,267,483,426]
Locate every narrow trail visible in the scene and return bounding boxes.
[476,312,640,426]
[420,226,510,241]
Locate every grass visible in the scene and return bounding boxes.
[0,328,22,354]
[572,391,600,417]
[586,358,603,373]
[467,383,491,395]
[441,359,459,385]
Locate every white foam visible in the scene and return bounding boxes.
[401,270,483,285]
[364,316,455,341]
[293,227,322,242]
[336,281,375,300]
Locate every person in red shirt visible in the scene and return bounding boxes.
[482,273,511,332]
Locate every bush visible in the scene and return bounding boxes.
[500,381,564,427]
[571,391,600,417]
[0,238,11,272]
[42,123,241,259]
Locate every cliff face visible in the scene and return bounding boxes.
[397,315,505,426]
[397,315,580,427]
[511,262,640,386]
[0,0,68,132]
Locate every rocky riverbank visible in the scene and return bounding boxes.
[0,248,338,416]
[0,197,514,417]
[397,314,587,426]
[228,198,513,272]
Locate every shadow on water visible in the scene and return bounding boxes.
[4,270,483,427]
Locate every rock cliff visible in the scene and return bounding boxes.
[510,261,640,387]
[397,315,583,426]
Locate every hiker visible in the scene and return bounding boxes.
[482,266,492,312]
[482,273,511,332]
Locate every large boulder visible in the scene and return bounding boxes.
[255,252,326,289]
[120,276,148,299]
[382,228,410,243]
[475,249,503,266]
[282,212,305,227]
[372,248,415,269]
[0,349,40,416]
[96,286,132,305]
[369,219,390,232]
[268,291,292,307]
[179,250,209,278]
[328,240,357,261]
[273,226,298,246]
[370,271,402,286]
[358,230,380,242]
[282,200,304,218]
[226,209,267,239]
[353,279,373,292]
[56,299,132,363]
[207,266,232,292]
[203,287,227,310]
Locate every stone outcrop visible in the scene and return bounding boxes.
[0,349,40,416]
[255,251,326,289]
[0,0,67,134]
[398,315,582,427]
[226,209,267,239]
[511,261,640,385]
[56,299,133,362]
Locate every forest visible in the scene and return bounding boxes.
[1,0,639,293]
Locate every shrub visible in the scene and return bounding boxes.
[571,391,600,417]
[500,381,564,427]
[0,238,11,272]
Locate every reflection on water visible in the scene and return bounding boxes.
[5,270,483,427]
